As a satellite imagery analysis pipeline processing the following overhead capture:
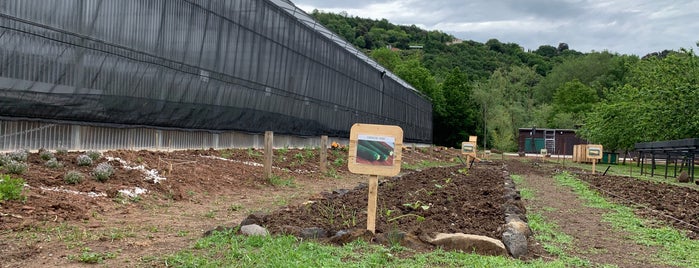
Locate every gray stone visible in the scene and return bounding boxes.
[240,224,269,236]
[329,229,374,245]
[678,171,690,183]
[502,220,530,258]
[420,233,508,256]
[300,227,328,239]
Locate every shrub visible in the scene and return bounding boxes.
[87,151,102,161]
[93,163,114,182]
[76,154,93,166]
[45,158,63,169]
[8,149,28,162]
[39,150,55,161]
[0,154,10,166]
[55,148,68,155]
[4,160,27,175]
[0,175,26,202]
[64,170,84,184]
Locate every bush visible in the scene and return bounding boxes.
[8,149,28,162]
[0,154,10,166]
[76,154,93,166]
[93,163,114,182]
[45,158,63,169]
[39,150,55,161]
[87,151,102,161]
[4,160,27,175]
[55,148,68,155]
[0,175,26,202]
[64,170,84,184]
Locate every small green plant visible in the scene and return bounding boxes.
[39,150,55,161]
[278,146,289,155]
[86,150,102,161]
[64,170,85,185]
[76,154,93,166]
[247,148,262,158]
[92,163,114,182]
[228,204,243,212]
[220,149,233,159]
[8,149,29,162]
[0,175,26,202]
[267,175,296,187]
[55,148,68,155]
[293,152,305,165]
[69,247,116,264]
[4,160,27,175]
[204,210,216,218]
[403,201,430,211]
[387,213,425,222]
[45,158,63,169]
[332,157,346,167]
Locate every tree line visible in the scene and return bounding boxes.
[311,10,699,152]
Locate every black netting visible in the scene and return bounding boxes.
[0,0,432,143]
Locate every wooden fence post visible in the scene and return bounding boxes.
[320,135,328,173]
[264,131,273,179]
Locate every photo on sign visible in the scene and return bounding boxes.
[588,148,601,157]
[356,135,395,166]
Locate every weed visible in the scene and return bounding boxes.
[228,204,243,212]
[0,175,26,202]
[267,175,296,187]
[339,205,358,228]
[4,160,27,175]
[39,150,55,161]
[204,210,216,218]
[332,157,346,167]
[317,202,336,225]
[293,152,305,165]
[388,213,425,222]
[76,154,93,166]
[64,171,85,185]
[247,148,262,158]
[220,149,233,159]
[69,247,116,264]
[92,162,114,182]
[45,158,63,169]
[278,146,289,155]
[325,167,340,179]
[55,148,68,155]
[177,230,189,237]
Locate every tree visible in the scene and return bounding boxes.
[433,67,479,147]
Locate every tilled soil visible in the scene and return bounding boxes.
[1,148,698,267]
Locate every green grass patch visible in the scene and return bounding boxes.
[162,228,575,267]
[553,171,699,267]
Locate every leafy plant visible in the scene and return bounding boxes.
[267,175,296,187]
[247,148,262,158]
[86,150,102,161]
[4,160,27,175]
[0,175,26,202]
[0,154,10,166]
[55,148,68,155]
[92,163,114,182]
[76,154,93,166]
[39,150,55,161]
[45,158,63,169]
[8,149,28,162]
[64,170,85,184]
[68,247,116,264]
[403,201,430,211]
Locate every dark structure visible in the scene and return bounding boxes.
[518,128,586,155]
[635,138,698,181]
[0,0,432,143]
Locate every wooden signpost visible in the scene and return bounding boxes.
[586,144,603,174]
[461,141,477,167]
[348,123,403,233]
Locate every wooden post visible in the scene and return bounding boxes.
[264,131,273,179]
[592,160,596,174]
[367,175,379,233]
[320,135,328,173]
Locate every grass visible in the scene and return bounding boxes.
[0,175,26,202]
[162,228,573,267]
[553,171,699,267]
[267,174,296,187]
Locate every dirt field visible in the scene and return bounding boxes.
[1,148,698,267]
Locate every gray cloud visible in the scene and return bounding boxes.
[290,0,699,56]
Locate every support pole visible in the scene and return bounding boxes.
[367,175,379,233]
[319,135,328,173]
[264,131,273,179]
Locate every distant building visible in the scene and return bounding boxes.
[518,128,587,155]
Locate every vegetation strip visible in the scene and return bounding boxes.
[553,172,699,267]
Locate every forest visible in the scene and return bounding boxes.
[311,10,699,153]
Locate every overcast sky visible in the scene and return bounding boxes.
[290,0,699,56]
